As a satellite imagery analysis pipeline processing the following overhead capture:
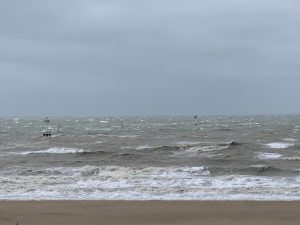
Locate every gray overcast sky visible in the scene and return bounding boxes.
[1,0,300,116]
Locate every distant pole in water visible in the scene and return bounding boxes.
[43,117,50,124]
[194,115,198,127]
[57,124,61,132]
[121,120,124,129]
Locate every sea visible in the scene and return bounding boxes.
[0,115,300,200]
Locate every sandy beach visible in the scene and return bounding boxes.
[0,201,299,225]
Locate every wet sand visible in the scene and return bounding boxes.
[1,201,300,225]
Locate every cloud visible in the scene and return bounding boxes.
[0,0,300,115]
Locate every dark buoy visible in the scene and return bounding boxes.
[193,115,198,127]
[42,117,52,137]
[43,131,52,137]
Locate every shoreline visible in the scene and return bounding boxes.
[1,200,300,225]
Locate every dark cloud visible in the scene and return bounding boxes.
[0,0,300,115]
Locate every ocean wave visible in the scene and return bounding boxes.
[2,165,210,178]
[136,145,152,150]
[0,165,299,200]
[186,145,229,152]
[19,147,91,155]
[265,142,294,149]
[147,145,181,152]
[215,128,232,132]
[249,165,280,173]
[208,165,295,176]
[281,156,300,161]
[173,141,240,156]
[226,141,243,146]
[174,141,203,145]
[257,152,282,160]
[282,138,298,142]
[5,164,297,179]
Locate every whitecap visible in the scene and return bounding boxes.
[281,156,300,161]
[136,145,152,150]
[20,147,90,155]
[265,142,294,149]
[257,152,282,160]
[187,145,229,152]
[282,138,298,142]
[206,154,223,158]
[175,141,203,145]
[118,135,137,138]
[0,166,299,200]
[250,165,273,170]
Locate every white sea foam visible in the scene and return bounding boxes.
[0,166,299,200]
[187,145,229,152]
[136,145,152,150]
[97,134,137,138]
[118,135,137,138]
[174,141,203,146]
[19,147,89,155]
[281,156,300,161]
[206,154,223,158]
[265,142,294,149]
[173,144,229,157]
[282,138,298,142]
[257,152,282,160]
[250,165,273,171]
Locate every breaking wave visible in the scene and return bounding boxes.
[19,147,91,155]
[257,152,282,160]
[265,142,294,149]
[0,165,299,200]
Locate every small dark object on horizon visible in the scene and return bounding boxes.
[43,117,50,123]
[43,131,52,137]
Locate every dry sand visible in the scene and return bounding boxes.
[1,201,299,225]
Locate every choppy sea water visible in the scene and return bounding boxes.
[0,115,300,200]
